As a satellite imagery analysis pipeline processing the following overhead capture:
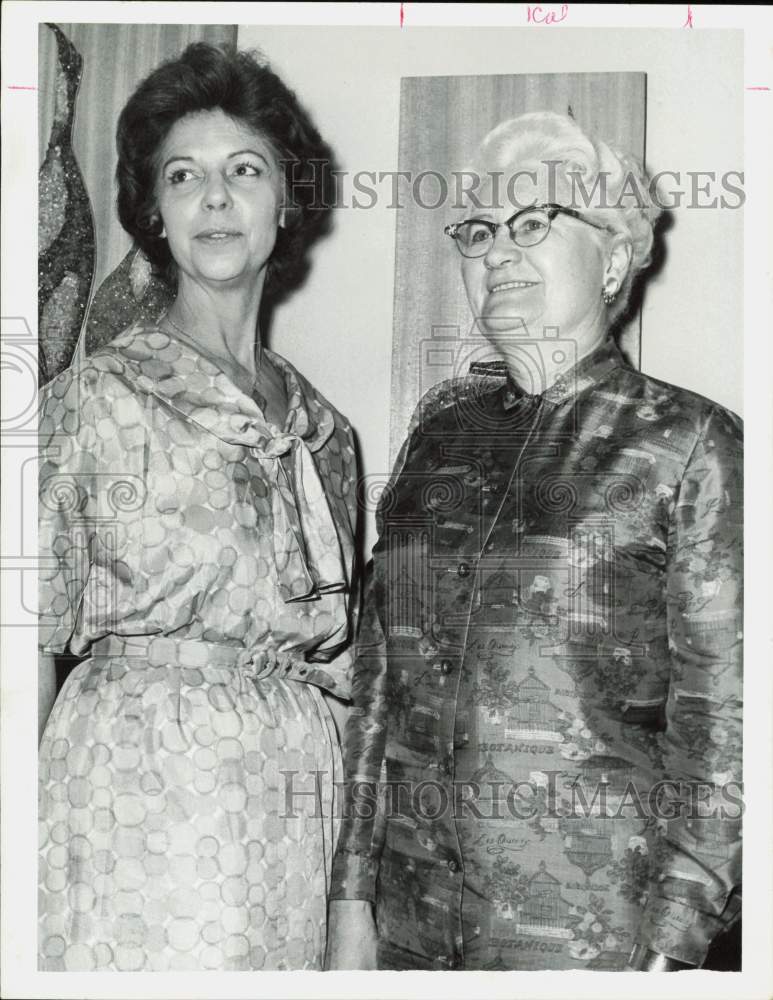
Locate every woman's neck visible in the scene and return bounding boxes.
[163,277,289,427]
[167,279,264,378]
[500,320,608,395]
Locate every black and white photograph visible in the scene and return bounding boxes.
[1,4,771,999]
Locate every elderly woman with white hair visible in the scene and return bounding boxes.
[326,111,742,971]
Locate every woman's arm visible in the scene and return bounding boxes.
[39,366,97,673]
[326,567,389,969]
[39,652,57,744]
[634,405,743,968]
[325,899,378,970]
[321,690,350,743]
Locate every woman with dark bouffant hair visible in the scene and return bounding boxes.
[38,43,357,971]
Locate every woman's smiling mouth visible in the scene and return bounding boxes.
[489,280,538,294]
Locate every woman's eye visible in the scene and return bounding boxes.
[167,168,195,185]
[521,217,548,232]
[469,226,491,243]
[231,162,262,178]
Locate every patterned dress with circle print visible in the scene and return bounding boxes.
[38,322,358,971]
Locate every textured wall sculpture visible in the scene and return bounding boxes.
[85,248,173,356]
[38,23,96,384]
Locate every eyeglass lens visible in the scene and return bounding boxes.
[454,208,552,256]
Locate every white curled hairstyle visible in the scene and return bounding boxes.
[470,111,663,326]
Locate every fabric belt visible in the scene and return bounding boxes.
[90,634,308,682]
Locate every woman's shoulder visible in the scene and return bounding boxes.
[39,320,165,430]
[43,321,163,384]
[89,318,172,366]
[609,363,743,443]
[406,373,504,438]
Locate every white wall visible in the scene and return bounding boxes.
[238,26,743,554]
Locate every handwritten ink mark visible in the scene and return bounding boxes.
[400,2,404,27]
[683,4,694,28]
[527,4,569,25]
[8,85,38,90]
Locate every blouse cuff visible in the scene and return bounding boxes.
[38,623,71,656]
[329,849,379,903]
[636,897,723,967]
[628,943,695,970]
[299,662,352,700]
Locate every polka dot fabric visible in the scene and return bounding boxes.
[38,322,358,970]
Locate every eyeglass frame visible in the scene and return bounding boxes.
[444,202,614,258]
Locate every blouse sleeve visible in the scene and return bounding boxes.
[329,564,390,900]
[636,404,743,966]
[304,415,361,699]
[38,367,100,654]
[329,417,424,898]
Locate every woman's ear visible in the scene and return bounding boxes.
[604,235,633,295]
[149,210,166,239]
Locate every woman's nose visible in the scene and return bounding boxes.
[484,225,523,268]
[202,172,232,211]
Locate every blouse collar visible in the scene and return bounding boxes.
[92,322,348,605]
[470,336,628,410]
[96,322,335,458]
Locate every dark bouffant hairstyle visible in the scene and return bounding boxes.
[116,43,336,301]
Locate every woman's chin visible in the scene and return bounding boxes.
[187,263,258,289]
[477,313,533,337]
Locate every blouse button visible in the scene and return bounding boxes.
[447,859,459,873]
[457,562,470,578]
[440,660,453,675]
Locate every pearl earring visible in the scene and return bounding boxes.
[602,283,617,305]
